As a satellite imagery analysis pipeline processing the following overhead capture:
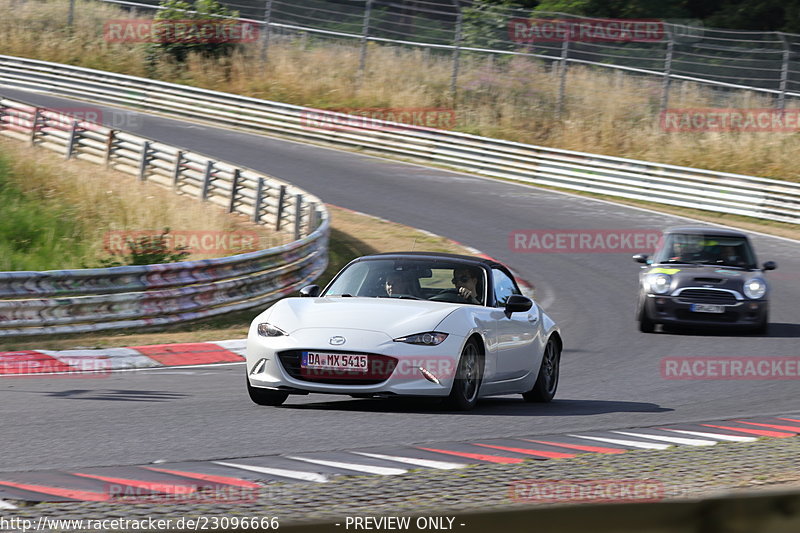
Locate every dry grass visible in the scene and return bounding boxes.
[1,0,798,183]
[0,137,283,268]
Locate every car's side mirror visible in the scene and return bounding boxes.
[763,261,777,271]
[299,285,321,297]
[504,294,533,317]
[632,254,649,264]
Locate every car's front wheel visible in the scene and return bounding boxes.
[246,376,289,406]
[637,295,655,333]
[444,339,483,411]
[523,337,560,403]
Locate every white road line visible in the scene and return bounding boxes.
[287,456,407,476]
[568,434,671,450]
[612,431,717,446]
[213,461,328,483]
[352,452,466,470]
[0,500,17,510]
[662,429,757,442]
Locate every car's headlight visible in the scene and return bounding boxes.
[257,323,287,337]
[647,273,672,294]
[743,278,767,299]
[393,332,448,345]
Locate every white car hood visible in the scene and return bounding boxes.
[264,297,461,339]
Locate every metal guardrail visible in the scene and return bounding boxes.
[1,54,798,225]
[0,94,329,337]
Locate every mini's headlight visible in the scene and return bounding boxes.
[647,273,672,295]
[743,278,767,299]
[257,323,287,337]
[393,332,448,345]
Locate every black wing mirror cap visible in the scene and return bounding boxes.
[632,253,649,264]
[763,261,777,271]
[299,284,321,297]
[505,294,533,316]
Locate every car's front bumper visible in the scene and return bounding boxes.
[246,328,465,397]
[643,294,767,327]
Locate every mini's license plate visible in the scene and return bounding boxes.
[302,352,368,371]
[690,303,725,313]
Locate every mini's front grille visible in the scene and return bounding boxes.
[676,289,738,304]
[277,350,398,385]
[693,278,723,283]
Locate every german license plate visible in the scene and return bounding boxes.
[302,352,368,371]
[690,303,725,314]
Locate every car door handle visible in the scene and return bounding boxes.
[527,314,538,323]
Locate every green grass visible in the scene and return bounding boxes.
[0,152,91,271]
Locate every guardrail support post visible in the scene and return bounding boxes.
[201,160,214,200]
[0,98,6,133]
[65,120,79,160]
[260,0,274,61]
[450,1,463,97]
[138,141,150,181]
[309,201,318,234]
[777,32,790,111]
[358,0,374,80]
[229,169,241,213]
[105,130,116,168]
[253,177,265,223]
[172,150,183,189]
[294,193,303,240]
[659,26,674,116]
[29,108,40,146]
[275,184,287,230]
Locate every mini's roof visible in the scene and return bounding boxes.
[665,226,749,238]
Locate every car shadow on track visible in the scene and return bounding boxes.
[278,397,670,416]
[659,322,800,338]
[42,389,188,402]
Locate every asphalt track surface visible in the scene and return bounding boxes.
[1,87,799,473]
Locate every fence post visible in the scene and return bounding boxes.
[201,160,214,200]
[253,177,265,223]
[293,193,303,240]
[138,141,150,181]
[105,130,116,168]
[260,0,274,61]
[359,0,374,80]
[556,36,570,119]
[29,108,40,145]
[172,150,183,189]
[229,169,241,213]
[67,0,75,30]
[777,32,790,111]
[659,25,674,116]
[450,1,463,97]
[64,120,79,160]
[275,184,287,230]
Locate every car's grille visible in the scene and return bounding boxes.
[277,350,398,385]
[676,289,738,304]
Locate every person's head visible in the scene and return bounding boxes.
[385,272,412,296]
[452,267,479,295]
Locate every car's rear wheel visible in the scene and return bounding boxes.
[445,339,483,411]
[523,337,560,403]
[247,376,289,406]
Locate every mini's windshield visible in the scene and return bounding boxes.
[653,233,757,269]
[323,259,487,305]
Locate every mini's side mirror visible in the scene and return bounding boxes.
[763,261,777,271]
[299,284,321,297]
[504,294,533,317]
[632,254,649,264]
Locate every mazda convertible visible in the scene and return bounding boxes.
[245,252,562,410]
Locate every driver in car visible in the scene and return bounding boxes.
[385,272,414,297]
[452,268,481,304]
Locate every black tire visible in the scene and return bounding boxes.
[637,296,655,333]
[247,376,289,406]
[523,337,560,403]
[444,339,483,411]
[753,310,769,334]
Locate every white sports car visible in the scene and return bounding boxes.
[246,252,562,410]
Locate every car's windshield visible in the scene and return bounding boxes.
[653,233,757,268]
[323,259,487,305]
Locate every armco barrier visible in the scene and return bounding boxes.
[1,54,798,225]
[0,95,329,337]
